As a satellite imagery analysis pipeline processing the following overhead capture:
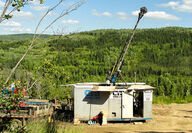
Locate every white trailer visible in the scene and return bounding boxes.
[72,82,154,124]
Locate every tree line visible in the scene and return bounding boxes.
[0,27,192,103]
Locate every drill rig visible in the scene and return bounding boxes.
[106,7,147,85]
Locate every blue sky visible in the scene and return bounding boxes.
[0,0,192,35]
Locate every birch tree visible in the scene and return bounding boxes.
[0,0,86,84]
[0,0,44,23]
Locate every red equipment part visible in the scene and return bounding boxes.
[92,115,100,120]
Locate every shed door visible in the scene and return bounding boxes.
[122,91,133,118]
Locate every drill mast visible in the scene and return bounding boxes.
[106,7,147,84]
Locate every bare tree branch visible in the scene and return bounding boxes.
[0,0,13,23]
[33,0,66,40]
[4,0,86,85]
[0,1,28,23]
[27,78,39,92]
[0,0,46,23]
[35,0,85,40]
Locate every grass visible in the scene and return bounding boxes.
[57,123,84,133]
[153,95,192,104]
[25,118,84,133]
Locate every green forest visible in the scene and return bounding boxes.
[0,27,192,103]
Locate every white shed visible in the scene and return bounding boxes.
[72,82,154,124]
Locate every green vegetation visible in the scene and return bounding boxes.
[2,118,83,133]
[153,95,192,104]
[25,119,83,133]
[0,34,51,41]
[0,27,192,103]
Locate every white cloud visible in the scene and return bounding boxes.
[14,11,33,17]
[160,1,180,7]
[92,9,100,16]
[29,0,49,11]
[0,21,21,27]
[29,0,40,5]
[116,12,127,16]
[61,20,79,24]
[160,0,192,13]
[102,12,112,17]
[31,5,49,11]
[92,9,112,17]
[132,10,180,20]
[62,2,76,7]
[0,0,5,7]
[9,27,31,32]
[183,0,192,4]
[0,10,33,18]
[0,20,31,33]
[116,12,129,20]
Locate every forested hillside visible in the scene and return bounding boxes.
[0,27,192,103]
[0,34,51,40]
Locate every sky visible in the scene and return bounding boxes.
[0,0,192,35]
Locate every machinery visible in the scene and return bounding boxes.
[72,7,155,125]
[0,86,54,130]
[106,7,147,85]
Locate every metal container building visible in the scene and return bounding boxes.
[72,82,155,124]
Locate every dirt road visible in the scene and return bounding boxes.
[82,103,192,133]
